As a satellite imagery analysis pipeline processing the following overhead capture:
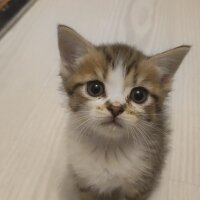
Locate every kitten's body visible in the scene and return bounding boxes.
[67,120,166,200]
[57,25,190,200]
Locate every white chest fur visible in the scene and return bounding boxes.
[67,136,148,194]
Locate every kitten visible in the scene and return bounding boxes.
[57,25,190,200]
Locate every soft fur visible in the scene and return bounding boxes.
[57,25,190,200]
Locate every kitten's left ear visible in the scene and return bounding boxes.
[57,25,94,77]
[149,45,191,85]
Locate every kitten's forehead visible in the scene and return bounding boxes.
[105,59,125,103]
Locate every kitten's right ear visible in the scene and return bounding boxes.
[57,25,94,76]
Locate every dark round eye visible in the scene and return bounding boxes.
[130,87,148,104]
[87,80,105,97]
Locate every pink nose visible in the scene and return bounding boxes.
[106,102,124,117]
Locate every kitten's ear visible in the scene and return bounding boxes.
[57,25,94,76]
[149,45,191,85]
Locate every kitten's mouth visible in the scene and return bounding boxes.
[101,118,123,128]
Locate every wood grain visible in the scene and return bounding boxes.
[0,0,199,199]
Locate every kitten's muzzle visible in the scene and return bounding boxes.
[101,117,123,128]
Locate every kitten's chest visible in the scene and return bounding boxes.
[68,139,147,192]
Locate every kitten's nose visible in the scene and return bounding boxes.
[107,102,124,118]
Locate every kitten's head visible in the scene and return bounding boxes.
[58,25,190,140]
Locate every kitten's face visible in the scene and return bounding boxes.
[64,48,163,139]
[58,25,190,140]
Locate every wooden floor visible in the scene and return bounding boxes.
[0,0,199,199]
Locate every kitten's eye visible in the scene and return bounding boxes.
[87,80,105,97]
[130,87,148,104]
